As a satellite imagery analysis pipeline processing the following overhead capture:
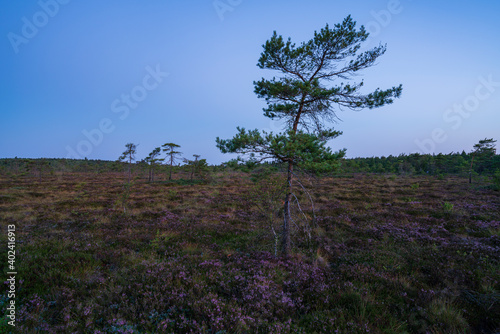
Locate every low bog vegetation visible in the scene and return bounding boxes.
[0,171,499,333]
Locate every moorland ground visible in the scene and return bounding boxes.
[0,171,499,333]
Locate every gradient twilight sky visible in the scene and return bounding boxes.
[1,0,499,164]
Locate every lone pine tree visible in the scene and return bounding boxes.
[217,16,403,257]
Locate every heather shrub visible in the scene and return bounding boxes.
[1,172,498,333]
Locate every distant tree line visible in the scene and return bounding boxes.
[1,140,497,180]
[336,140,498,178]
[335,151,498,176]
[1,151,498,179]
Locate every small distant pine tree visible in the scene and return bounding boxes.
[162,143,182,180]
[145,147,163,182]
[118,143,137,182]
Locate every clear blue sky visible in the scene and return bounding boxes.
[1,0,499,164]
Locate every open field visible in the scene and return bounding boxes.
[0,172,499,333]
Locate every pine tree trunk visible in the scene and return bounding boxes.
[169,164,173,180]
[281,161,293,257]
[281,97,303,257]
